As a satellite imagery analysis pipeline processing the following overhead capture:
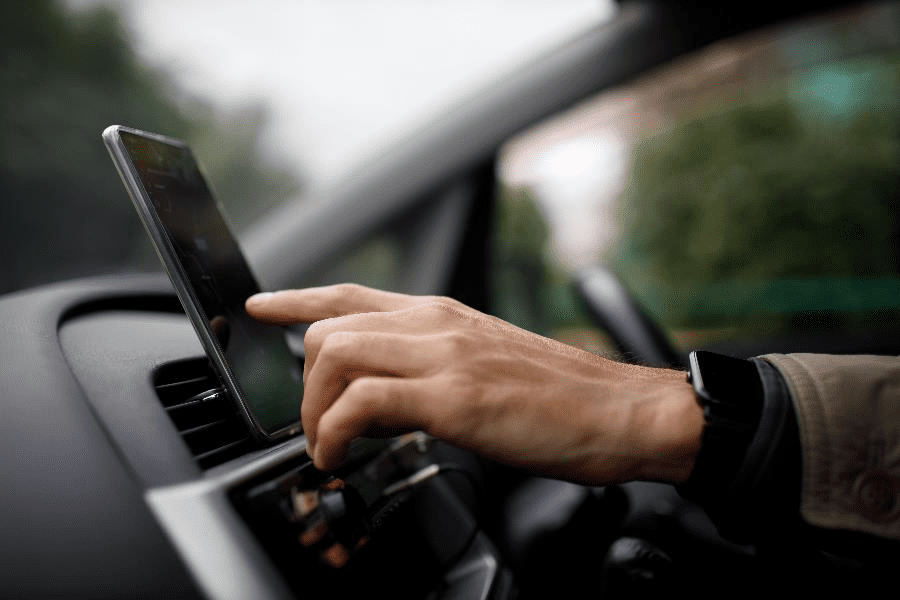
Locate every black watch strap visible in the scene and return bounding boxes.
[678,351,765,502]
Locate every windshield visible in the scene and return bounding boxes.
[1,0,611,295]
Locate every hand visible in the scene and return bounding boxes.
[246,284,703,485]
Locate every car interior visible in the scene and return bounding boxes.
[3,1,899,598]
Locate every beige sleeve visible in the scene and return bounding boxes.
[762,353,900,539]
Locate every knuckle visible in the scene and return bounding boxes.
[443,296,465,310]
[331,282,367,299]
[442,330,471,355]
[423,294,463,309]
[343,376,378,403]
[342,377,388,414]
[418,300,444,312]
[300,400,317,428]
[317,331,355,362]
[303,320,327,347]
[418,300,456,320]
[304,318,344,352]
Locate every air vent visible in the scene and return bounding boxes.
[154,359,255,469]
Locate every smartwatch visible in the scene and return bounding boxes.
[679,350,765,501]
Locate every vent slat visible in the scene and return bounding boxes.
[165,389,230,413]
[153,359,256,469]
[194,437,254,468]
[156,374,212,391]
[180,418,230,437]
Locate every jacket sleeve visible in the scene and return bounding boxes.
[762,353,900,540]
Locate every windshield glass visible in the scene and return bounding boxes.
[1,0,611,295]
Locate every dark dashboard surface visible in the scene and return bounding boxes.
[0,275,203,597]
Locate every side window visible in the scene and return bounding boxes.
[491,184,617,357]
[497,2,900,356]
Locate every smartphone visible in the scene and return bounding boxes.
[103,125,302,442]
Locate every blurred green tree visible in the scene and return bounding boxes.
[0,0,301,294]
[607,56,900,328]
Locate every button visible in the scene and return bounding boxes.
[853,470,900,523]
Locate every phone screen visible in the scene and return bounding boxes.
[108,126,302,440]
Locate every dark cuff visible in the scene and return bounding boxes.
[681,358,801,543]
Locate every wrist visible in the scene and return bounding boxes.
[635,371,704,484]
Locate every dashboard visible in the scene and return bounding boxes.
[0,274,506,599]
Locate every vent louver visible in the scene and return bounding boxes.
[154,359,254,469]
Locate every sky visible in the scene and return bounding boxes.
[65,0,613,187]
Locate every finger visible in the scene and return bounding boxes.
[302,331,440,450]
[301,303,460,381]
[310,376,431,471]
[245,284,432,325]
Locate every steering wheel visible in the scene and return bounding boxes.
[574,264,684,368]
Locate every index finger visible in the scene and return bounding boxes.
[245,283,429,325]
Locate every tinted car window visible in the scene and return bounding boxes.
[498,1,900,356]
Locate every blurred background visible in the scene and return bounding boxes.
[0,0,606,292]
[4,0,900,355]
[497,2,900,353]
